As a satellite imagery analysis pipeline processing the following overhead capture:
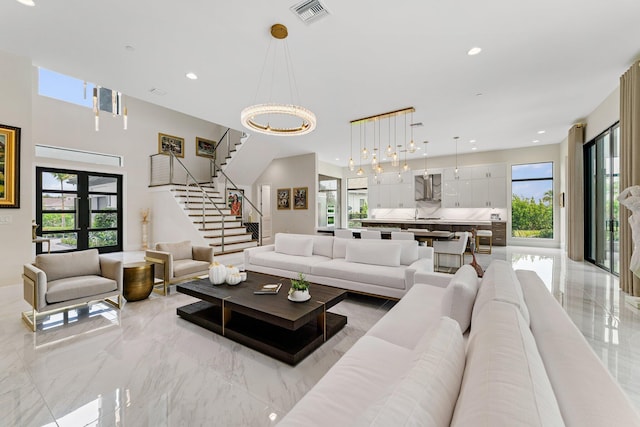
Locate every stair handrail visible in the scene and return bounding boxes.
[212,161,263,247]
[166,150,228,252]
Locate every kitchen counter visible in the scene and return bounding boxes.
[361,218,494,226]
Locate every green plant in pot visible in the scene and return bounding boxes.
[288,273,310,302]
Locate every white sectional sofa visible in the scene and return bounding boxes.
[244,233,434,299]
[279,260,640,427]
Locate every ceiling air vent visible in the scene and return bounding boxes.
[149,87,167,96]
[290,0,329,24]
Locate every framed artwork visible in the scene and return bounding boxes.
[158,133,185,158]
[196,137,217,158]
[277,188,291,210]
[0,124,20,208]
[227,188,244,218]
[293,187,308,210]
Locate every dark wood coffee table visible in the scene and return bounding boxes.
[176,271,347,365]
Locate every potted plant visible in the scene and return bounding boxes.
[288,273,311,302]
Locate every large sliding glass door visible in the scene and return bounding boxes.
[584,124,620,274]
[36,167,123,254]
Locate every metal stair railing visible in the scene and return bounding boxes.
[149,150,229,252]
[211,160,263,246]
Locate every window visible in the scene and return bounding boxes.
[318,175,340,229]
[347,177,368,228]
[36,167,123,254]
[38,68,95,108]
[511,162,553,239]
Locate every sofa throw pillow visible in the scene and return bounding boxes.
[333,238,348,259]
[274,234,314,257]
[396,240,419,265]
[357,317,465,427]
[157,240,192,261]
[36,249,101,282]
[346,240,401,267]
[311,235,334,258]
[440,265,480,333]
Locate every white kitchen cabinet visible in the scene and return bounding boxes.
[446,163,507,208]
[368,171,413,208]
[471,163,506,180]
[443,178,473,207]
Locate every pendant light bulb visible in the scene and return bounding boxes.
[403,162,409,172]
[397,171,403,183]
[408,139,416,153]
[348,157,355,172]
[356,167,364,176]
[423,140,429,178]
[361,146,368,160]
[371,153,377,167]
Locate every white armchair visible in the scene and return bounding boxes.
[145,240,214,295]
[433,232,469,272]
[334,229,354,239]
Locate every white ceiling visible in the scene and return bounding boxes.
[2,0,639,167]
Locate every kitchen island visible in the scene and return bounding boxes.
[360,219,507,246]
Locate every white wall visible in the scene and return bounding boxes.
[254,153,317,237]
[585,87,620,142]
[0,50,232,286]
[0,50,33,286]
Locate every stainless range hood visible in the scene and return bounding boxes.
[415,173,442,201]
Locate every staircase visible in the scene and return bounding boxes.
[171,184,258,254]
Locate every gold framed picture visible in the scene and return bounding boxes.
[293,187,308,210]
[277,188,291,210]
[0,124,20,208]
[158,133,185,158]
[195,136,216,158]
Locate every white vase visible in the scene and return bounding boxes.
[226,273,242,286]
[209,262,227,285]
[226,265,239,277]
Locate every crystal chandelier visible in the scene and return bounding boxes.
[240,24,316,136]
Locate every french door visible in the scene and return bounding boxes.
[35,167,123,254]
[584,124,620,274]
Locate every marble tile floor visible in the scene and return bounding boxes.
[2,247,640,426]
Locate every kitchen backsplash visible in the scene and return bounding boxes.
[369,207,508,221]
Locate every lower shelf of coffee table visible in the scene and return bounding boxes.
[177,300,347,365]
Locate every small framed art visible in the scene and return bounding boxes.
[277,188,291,210]
[227,188,244,217]
[196,137,216,158]
[158,133,185,158]
[293,187,308,210]
[0,124,20,208]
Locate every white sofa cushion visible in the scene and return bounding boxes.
[472,260,530,325]
[346,240,401,267]
[440,265,479,333]
[274,233,314,257]
[452,300,564,427]
[277,336,415,427]
[333,238,348,259]
[157,240,192,261]
[358,317,465,427]
[310,235,334,258]
[367,283,445,349]
[517,269,640,427]
[35,249,102,282]
[311,259,407,290]
[250,251,330,275]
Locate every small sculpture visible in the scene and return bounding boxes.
[618,186,640,278]
[32,220,39,240]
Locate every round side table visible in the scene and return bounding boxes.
[123,261,155,302]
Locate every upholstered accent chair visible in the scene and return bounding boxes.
[145,240,214,295]
[22,249,122,332]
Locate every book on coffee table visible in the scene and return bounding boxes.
[254,283,282,295]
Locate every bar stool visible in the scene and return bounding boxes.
[476,229,493,254]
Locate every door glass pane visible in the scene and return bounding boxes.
[604,133,612,269]
[89,175,118,193]
[89,230,118,248]
[48,232,78,252]
[90,194,118,210]
[91,212,117,229]
[42,193,77,211]
[587,144,596,261]
[612,126,620,274]
[42,213,76,231]
[42,172,77,191]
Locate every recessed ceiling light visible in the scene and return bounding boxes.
[533,139,540,143]
[537,130,546,134]
[335,157,340,161]
[471,146,477,151]
[469,139,476,143]
[16,0,35,6]
[467,47,482,56]
[186,72,198,80]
